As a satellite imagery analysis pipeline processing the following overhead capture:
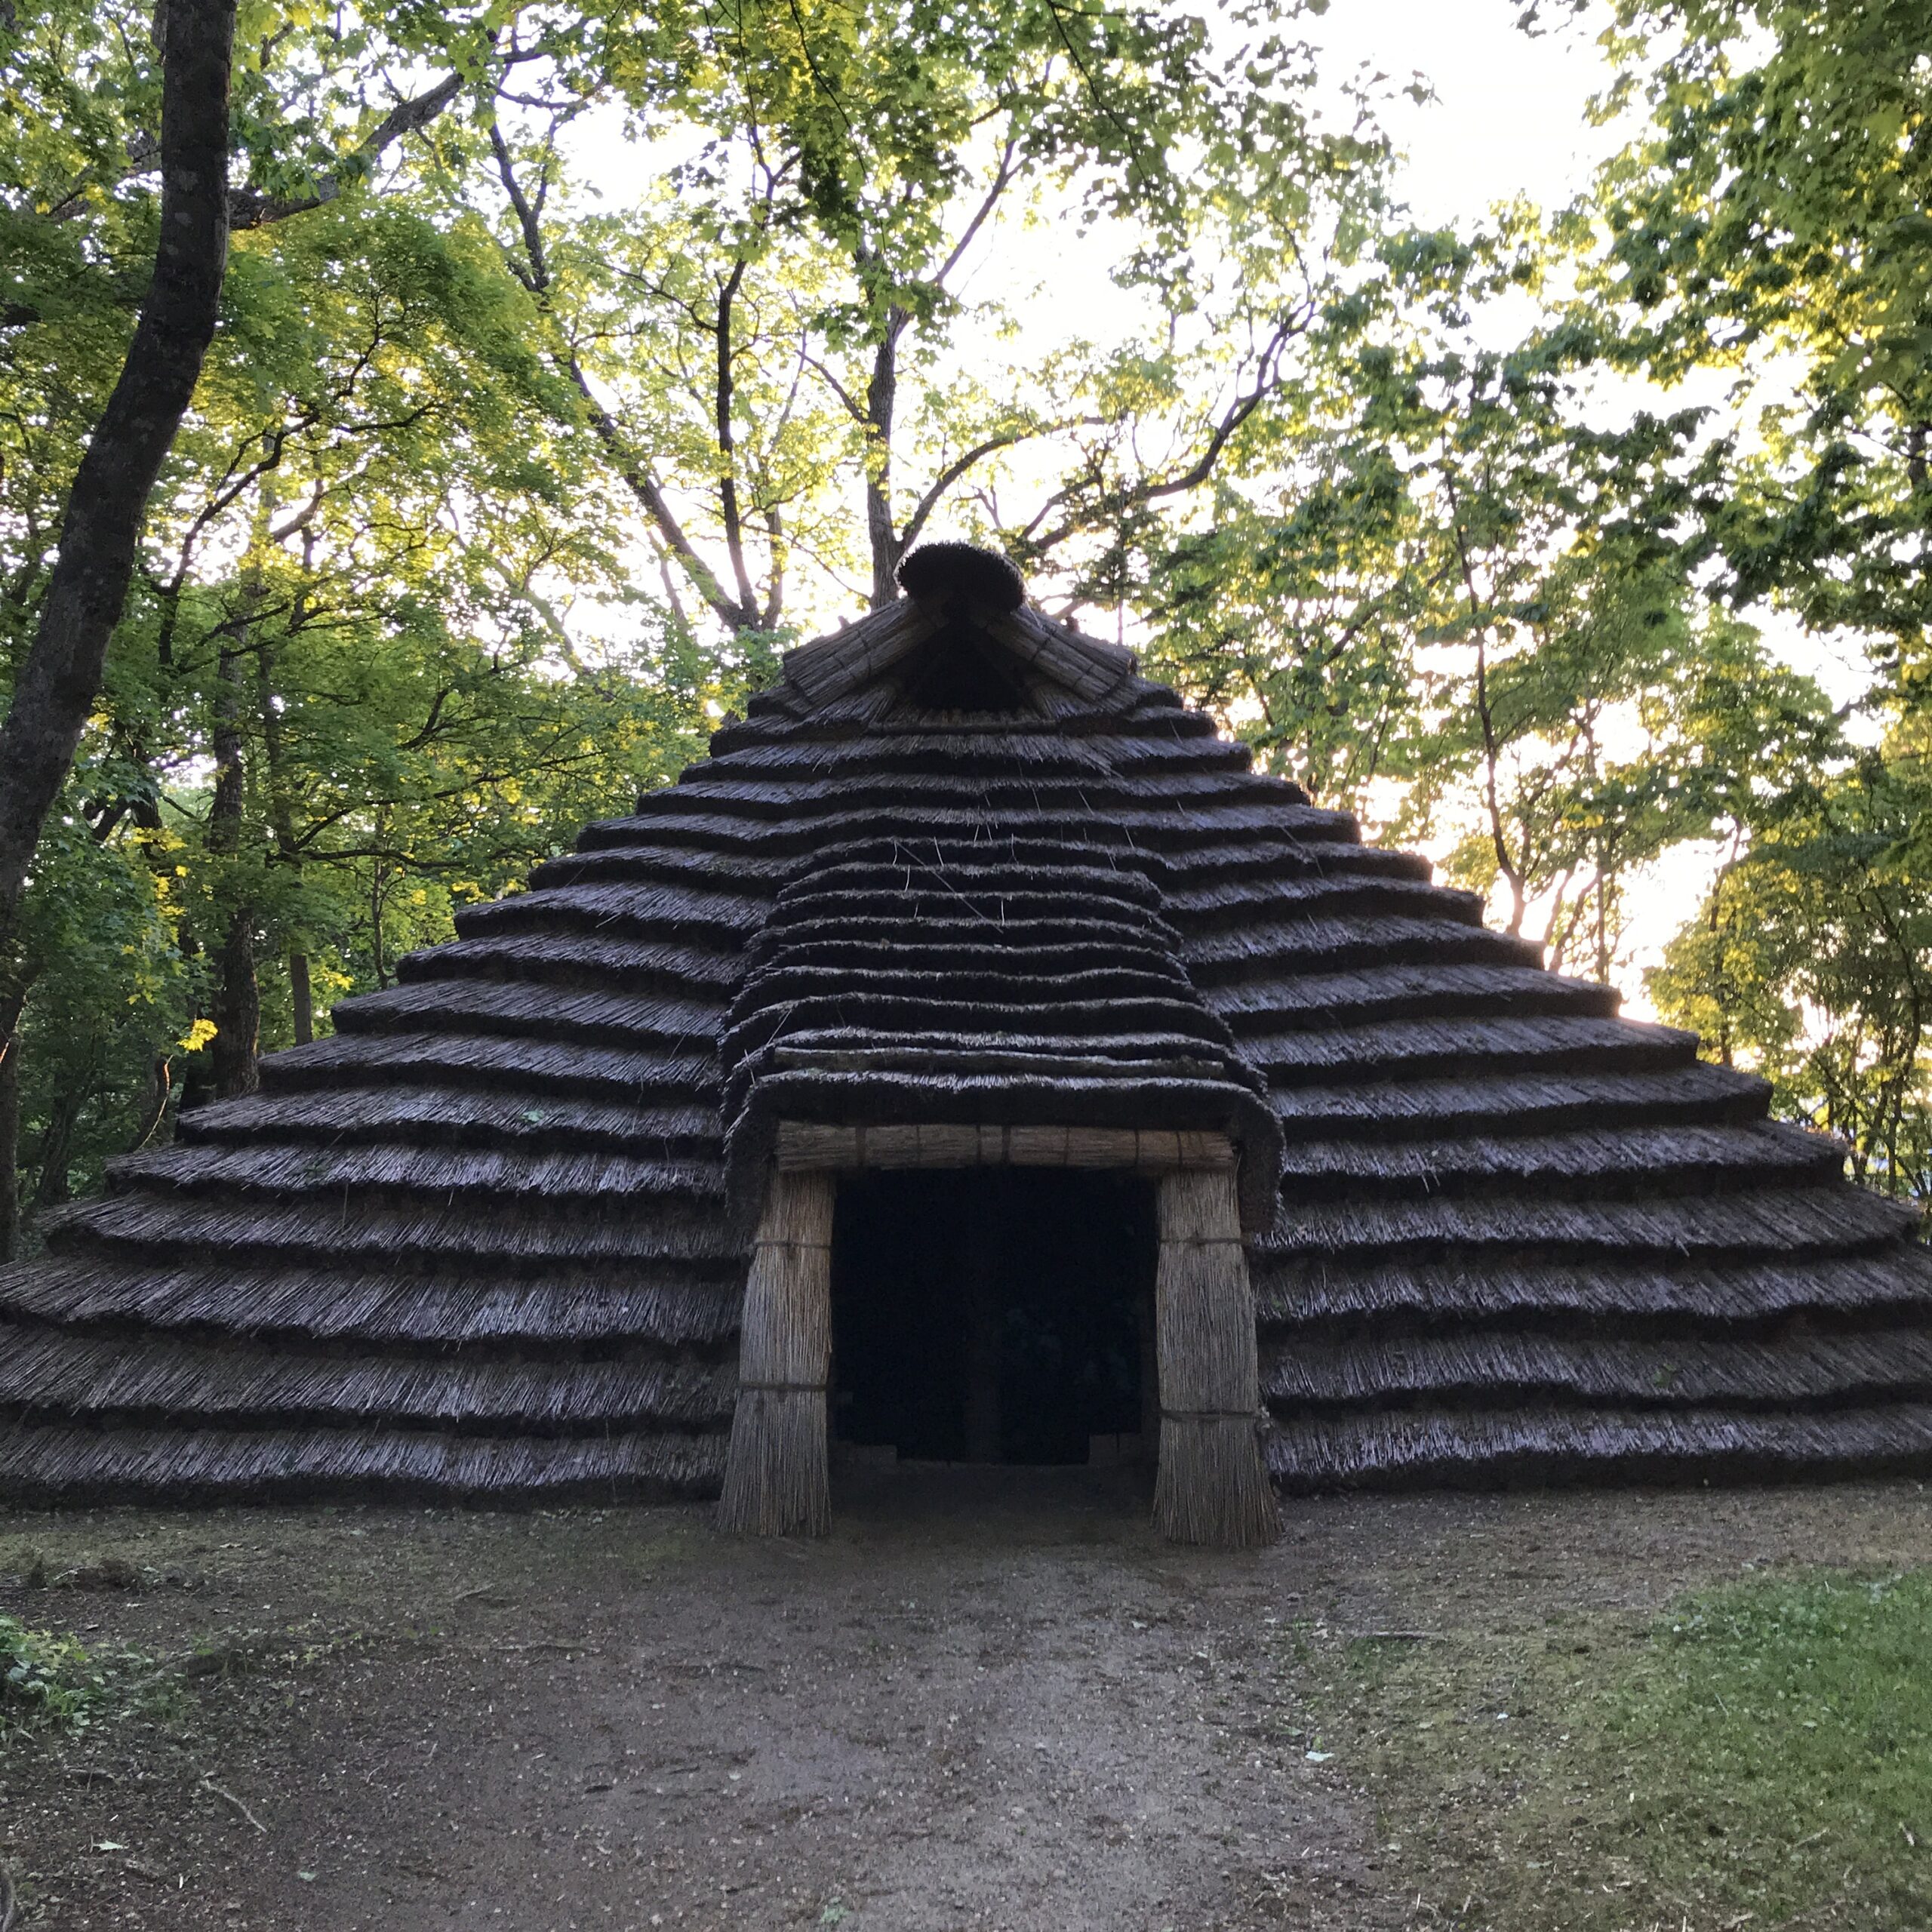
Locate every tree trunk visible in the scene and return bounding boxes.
[371,862,389,990]
[207,629,258,1098]
[0,1005,20,1265]
[211,913,259,1098]
[257,626,314,1047]
[866,319,906,609]
[0,0,235,951]
[32,1078,87,1210]
[289,950,314,1044]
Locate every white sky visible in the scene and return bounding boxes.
[1304,0,1624,225]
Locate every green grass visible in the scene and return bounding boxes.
[1611,1570,1932,1923]
[1287,1567,1932,1930]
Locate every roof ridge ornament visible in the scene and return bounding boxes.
[895,541,1026,614]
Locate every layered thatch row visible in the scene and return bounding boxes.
[718,835,1285,1229]
[0,567,1927,1500]
[0,777,768,1495]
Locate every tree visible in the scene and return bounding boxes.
[0,0,235,952]
[7,0,1919,1238]
[1579,0,1931,690]
[475,0,1394,636]
[1651,741,1932,1199]
[1521,0,1932,1195]
[1137,222,1732,977]
[0,0,235,1255]
[0,3,740,1232]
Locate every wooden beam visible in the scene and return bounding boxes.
[774,1121,1235,1174]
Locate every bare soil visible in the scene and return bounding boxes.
[3,1468,1929,1932]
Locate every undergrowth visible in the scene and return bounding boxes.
[1,1615,103,1734]
[1287,1567,1932,1930]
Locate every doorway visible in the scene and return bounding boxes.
[829,1168,1156,1465]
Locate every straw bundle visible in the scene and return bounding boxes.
[1152,1169,1278,1547]
[717,1171,835,1535]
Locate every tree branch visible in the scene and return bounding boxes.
[933,131,1022,293]
[713,257,759,617]
[491,128,760,635]
[1137,315,1303,504]
[799,351,869,426]
[901,421,1095,553]
[567,354,753,632]
[229,71,466,228]
[489,121,550,291]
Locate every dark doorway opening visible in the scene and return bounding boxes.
[830,1168,1155,1465]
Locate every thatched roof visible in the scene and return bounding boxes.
[1,545,1928,1498]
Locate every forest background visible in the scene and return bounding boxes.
[0,0,1925,1256]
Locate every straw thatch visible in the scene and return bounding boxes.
[0,539,1927,1506]
[1152,1169,1278,1546]
[717,1171,835,1536]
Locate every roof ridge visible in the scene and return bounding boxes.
[778,595,1140,716]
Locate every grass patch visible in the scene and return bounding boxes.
[1288,1567,1932,1930]
[1618,1570,1932,1922]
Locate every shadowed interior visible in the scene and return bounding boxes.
[831,1169,1155,1465]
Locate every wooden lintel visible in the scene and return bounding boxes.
[774,1121,1235,1174]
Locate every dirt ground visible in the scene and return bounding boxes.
[3,1468,1930,1932]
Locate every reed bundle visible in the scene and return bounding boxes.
[1152,1170,1278,1548]
[718,1171,835,1536]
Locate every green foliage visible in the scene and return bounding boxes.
[1,0,1414,1232]
[1140,223,1752,979]
[0,4,788,1220]
[2,0,1930,1226]
[1588,0,1932,683]
[1651,743,1932,1198]
[0,1615,102,1733]
[10,810,202,1217]
[465,0,1399,621]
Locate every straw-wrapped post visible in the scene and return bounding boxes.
[1152,1168,1279,1546]
[718,1169,835,1535]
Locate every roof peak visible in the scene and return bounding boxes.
[781,584,1137,718]
[895,541,1026,613]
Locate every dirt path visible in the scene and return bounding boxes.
[5,1472,1930,1932]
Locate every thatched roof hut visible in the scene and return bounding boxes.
[2,543,1928,1543]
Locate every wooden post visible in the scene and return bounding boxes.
[1136,1282,1159,1458]
[718,1169,835,1536]
[962,1192,1003,1462]
[1152,1169,1278,1547]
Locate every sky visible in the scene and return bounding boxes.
[1303,0,1625,226]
